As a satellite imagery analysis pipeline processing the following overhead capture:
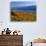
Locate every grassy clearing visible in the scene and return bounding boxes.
[11,11,36,21]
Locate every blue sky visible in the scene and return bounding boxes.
[11,1,36,8]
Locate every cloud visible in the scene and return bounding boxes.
[11,1,36,8]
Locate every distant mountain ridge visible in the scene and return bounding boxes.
[11,5,36,12]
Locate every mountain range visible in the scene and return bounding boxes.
[11,5,36,12]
